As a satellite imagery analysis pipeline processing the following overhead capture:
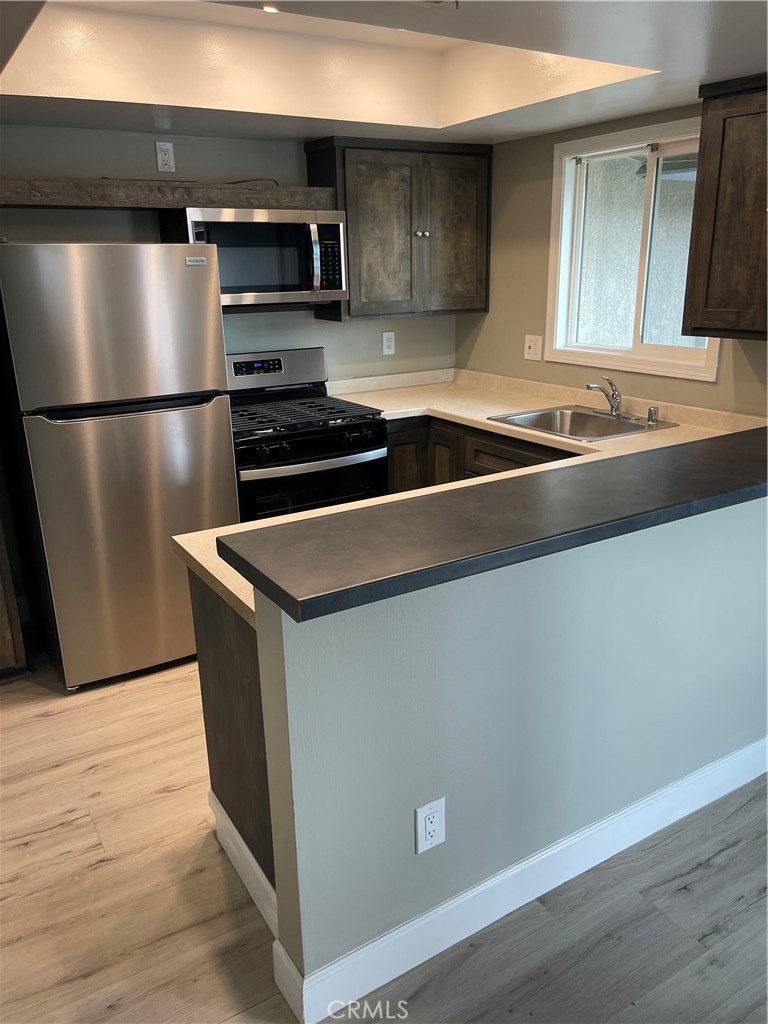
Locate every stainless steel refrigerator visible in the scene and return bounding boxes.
[0,244,239,690]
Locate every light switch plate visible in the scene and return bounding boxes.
[524,334,543,360]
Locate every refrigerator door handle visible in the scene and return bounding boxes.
[39,394,221,423]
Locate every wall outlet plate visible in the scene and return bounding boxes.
[415,796,445,854]
[524,334,543,361]
[382,331,395,356]
[156,141,175,173]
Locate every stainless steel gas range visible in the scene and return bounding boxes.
[226,348,387,521]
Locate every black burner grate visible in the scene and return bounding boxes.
[231,396,381,435]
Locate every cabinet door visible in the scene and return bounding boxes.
[424,154,489,311]
[463,431,572,477]
[683,88,767,340]
[345,150,424,316]
[387,421,430,493]
[428,425,463,485]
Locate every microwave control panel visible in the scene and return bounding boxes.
[318,226,344,291]
[233,358,284,377]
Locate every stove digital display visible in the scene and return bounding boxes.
[232,358,284,377]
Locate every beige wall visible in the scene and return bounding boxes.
[0,124,456,380]
[457,106,768,417]
[260,500,766,975]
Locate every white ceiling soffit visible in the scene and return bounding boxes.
[0,1,659,141]
[0,2,765,143]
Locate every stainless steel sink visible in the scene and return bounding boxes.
[487,405,677,441]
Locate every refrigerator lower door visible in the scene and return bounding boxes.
[24,395,238,689]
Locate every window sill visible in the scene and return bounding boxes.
[544,341,720,382]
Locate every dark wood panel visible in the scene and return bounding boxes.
[425,154,489,311]
[698,73,767,99]
[0,522,25,677]
[188,572,274,885]
[0,178,337,211]
[0,455,25,679]
[464,430,574,477]
[387,419,430,493]
[705,111,766,323]
[428,423,463,485]
[306,137,492,157]
[683,87,767,340]
[345,150,423,315]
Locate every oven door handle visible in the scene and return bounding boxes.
[238,447,387,481]
[309,223,321,292]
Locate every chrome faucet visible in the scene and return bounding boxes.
[586,376,622,417]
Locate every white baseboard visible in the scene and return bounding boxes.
[281,740,766,1024]
[273,940,307,1023]
[208,790,278,939]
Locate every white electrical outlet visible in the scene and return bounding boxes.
[524,334,543,360]
[415,796,445,854]
[155,141,175,173]
[382,331,395,356]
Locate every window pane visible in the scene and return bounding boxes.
[574,154,647,348]
[643,153,706,348]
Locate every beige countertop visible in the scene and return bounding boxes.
[174,369,766,627]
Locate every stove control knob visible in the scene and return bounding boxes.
[278,443,291,459]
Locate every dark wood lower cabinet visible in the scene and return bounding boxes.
[387,417,575,492]
[387,417,430,494]
[429,425,462,485]
[188,572,274,886]
[463,430,573,476]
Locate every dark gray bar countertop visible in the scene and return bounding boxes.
[218,428,767,623]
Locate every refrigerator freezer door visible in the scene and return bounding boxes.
[0,244,227,411]
[24,396,238,688]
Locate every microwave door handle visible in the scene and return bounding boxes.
[309,223,321,292]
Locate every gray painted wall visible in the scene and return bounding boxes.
[455,106,768,417]
[259,500,766,974]
[0,124,456,379]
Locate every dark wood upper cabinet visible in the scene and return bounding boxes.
[306,138,491,320]
[424,154,489,312]
[683,76,767,341]
[345,150,424,315]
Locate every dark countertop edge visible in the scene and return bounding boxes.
[217,482,766,624]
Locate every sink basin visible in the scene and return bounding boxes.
[488,405,677,441]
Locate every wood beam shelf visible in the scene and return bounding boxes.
[0,178,337,210]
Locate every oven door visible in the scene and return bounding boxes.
[187,208,320,306]
[237,449,387,521]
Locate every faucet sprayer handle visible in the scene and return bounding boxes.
[601,376,621,396]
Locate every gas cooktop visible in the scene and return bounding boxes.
[231,396,382,437]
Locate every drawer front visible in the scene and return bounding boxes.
[464,434,550,476]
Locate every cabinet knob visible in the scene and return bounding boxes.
[424,230,430,237]
[415,230,423,237]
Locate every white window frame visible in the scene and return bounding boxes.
[544,117,720,382]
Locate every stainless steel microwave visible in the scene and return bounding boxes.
[186,208,347,307]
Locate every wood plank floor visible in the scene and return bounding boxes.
[1,660,765,1024]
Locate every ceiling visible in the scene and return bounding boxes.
[0,1,765,143]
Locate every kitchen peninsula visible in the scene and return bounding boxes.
[174,374,767,1024]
